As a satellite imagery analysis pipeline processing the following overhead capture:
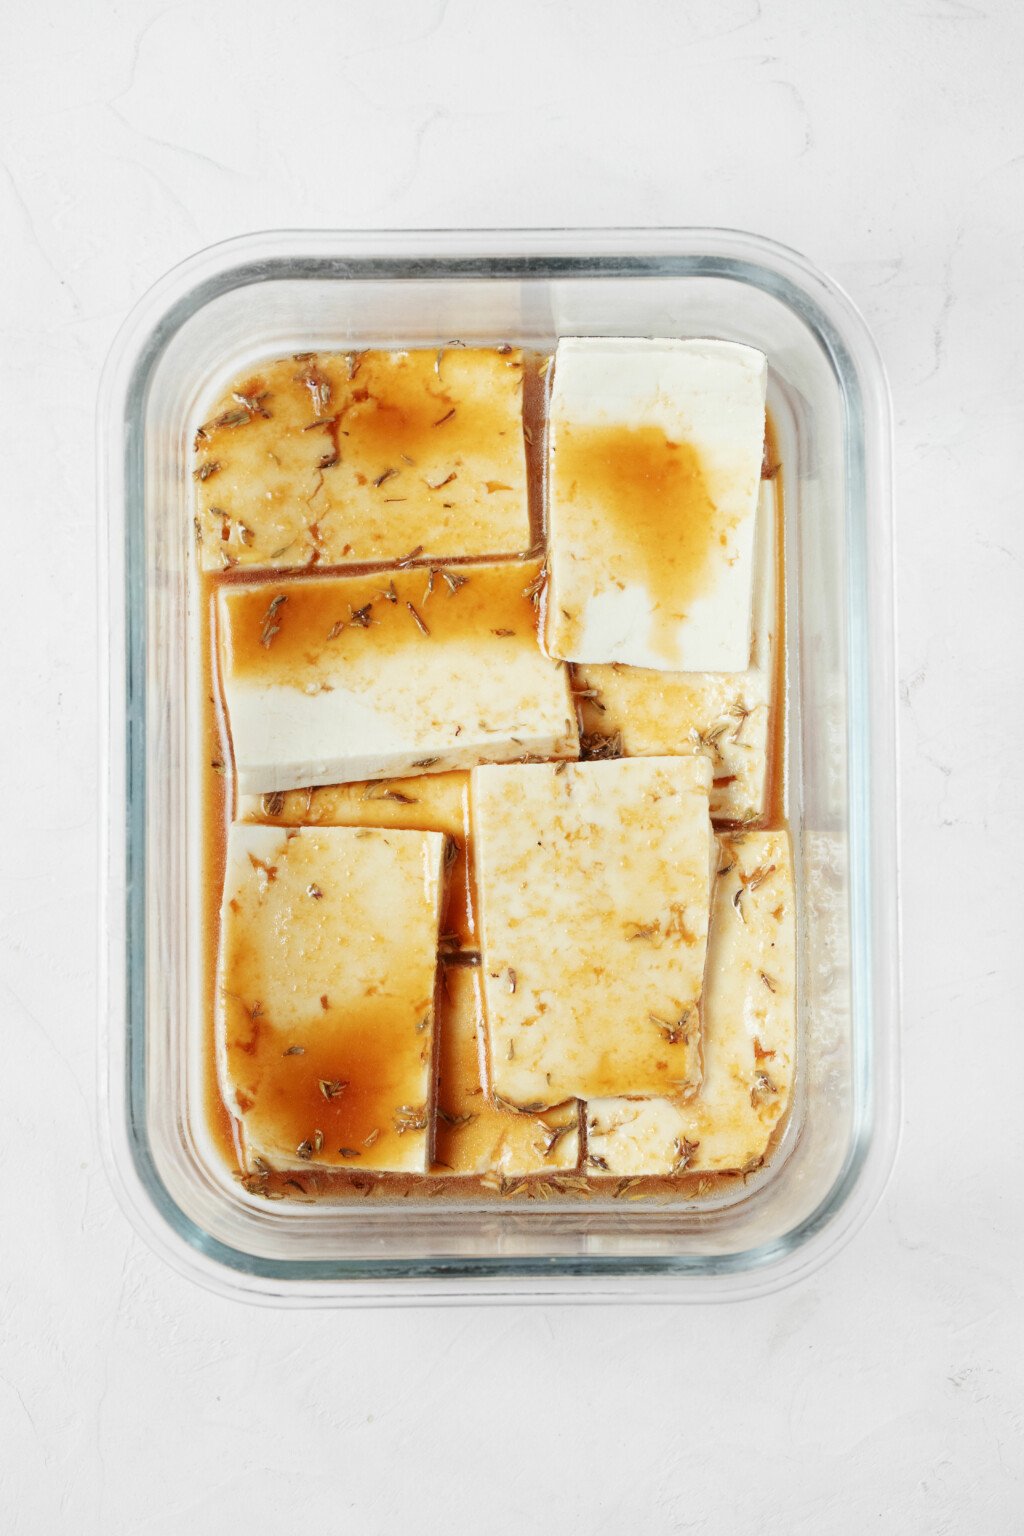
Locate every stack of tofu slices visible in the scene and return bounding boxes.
[203,338,795,1188]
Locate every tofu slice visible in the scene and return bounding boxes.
[219,559,578,795]
[546,338,767,672]
[195,348,531,571]
[238,771,476,947]
[574,481,779,822]
[586,830,795,1176]
[432,966,581,1177]
[217,822,445,1173]
[473,757,714,1108]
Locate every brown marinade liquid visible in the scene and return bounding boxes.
[198,359,788,1201]
[552,424,727,665]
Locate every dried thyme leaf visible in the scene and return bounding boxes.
[579,730,623,761]
[361,784,416,804]
[296,360,331,417]
[648,1009,694,1046]
[492,1093,546,1116]
[283,1044,305,1056]
[540,1122,572,1158]
[522,565,548,605]
[670,1136,700,1174]
[435,1106,476,1129]
[750,1071,777,1108]
[260,593,288,647]
[373,467,398,488]
[406,600,430,636]
[433,407,456,427]
[394,1105,428,1135]
[319,1078,348,1101]
[397,545,424,567]
[433,340,465,380]
[440,569,468,594]
[195,460,220,482]
[231,390,270,419]
[728,699,753,739]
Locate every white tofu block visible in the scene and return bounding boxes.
[432,967,580,1177]
[219,559,578,795]
[575,482,779,822]
[195,347,531,570]
[217,822,445,1173]
[586,830,796,1176]
[473,757,714,1108]
[238,771,476,946]
[546,337,767,672]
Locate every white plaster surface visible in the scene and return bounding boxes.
[1,1,1022,1531]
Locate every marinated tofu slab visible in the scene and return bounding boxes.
[586,830,795,1175]
[195,347,531,571]
[473,757,714,1109]
[574,481,779,822]
[219,559,578,795]
[432,967,581,1176]
[238,771,476,947]
[217,823,446,1173]
[546,338,767,672]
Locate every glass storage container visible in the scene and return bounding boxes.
[99,228,900,1304]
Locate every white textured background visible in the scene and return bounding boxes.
[2,1,1022,1531]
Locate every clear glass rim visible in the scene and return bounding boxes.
[97,226,901,1304]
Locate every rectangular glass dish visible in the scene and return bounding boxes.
[99,228,900,1304]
